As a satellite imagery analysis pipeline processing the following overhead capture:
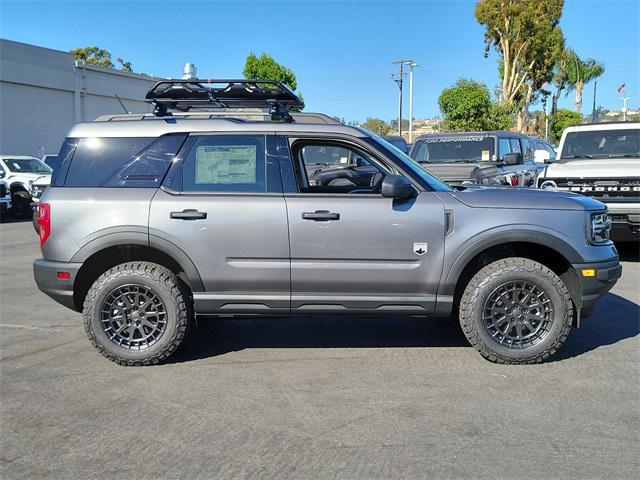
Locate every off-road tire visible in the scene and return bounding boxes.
[459,257,572,364]
[83,262,191,366]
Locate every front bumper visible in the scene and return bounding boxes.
[572,258,622,318]
[1,198,11,212]
[33,258,83,311]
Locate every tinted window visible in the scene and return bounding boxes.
[412,136,495,163]
[509,138,522,153]
[182,135,266,192]
[64,135,186,187]
[51,138,77,187]
[498,138,512,160]
[43,155,59,169]
[561,129,640,159]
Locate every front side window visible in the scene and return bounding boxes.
[498,138,512,160]
[561,129,640,159]
[412,135,495,163]
[292,141,389,194]
[182,135,266,193]
[2,158,51,174]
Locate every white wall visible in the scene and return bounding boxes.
[0,39,162,156]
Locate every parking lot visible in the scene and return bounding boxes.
[0,219,638,479]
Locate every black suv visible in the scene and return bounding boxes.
[409,131,542,187]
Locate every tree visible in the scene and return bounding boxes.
[71,46,133,72]
[438,78,511,131]
[243,52,298,91]
[361,117,390,135]
[565,54,605,112]
[475,0,564,130]
[552,108,581,143]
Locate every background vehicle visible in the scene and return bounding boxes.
[34,79,620,367]
[381,135,409,154]
[537,122,639,242]
[0,155,52,218]
[531,138,557,164]
[409,131,539,187]
[0,176,11,219]
[30,174,51,232]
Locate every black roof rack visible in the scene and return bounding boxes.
[145,79,304,121]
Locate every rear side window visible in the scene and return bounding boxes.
[181,135,266,193]
[64,134,186,187]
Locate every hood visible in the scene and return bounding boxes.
[32,175,51,186]
[421,162,498,183]
[543,159,640,178]
[449,185,605,211]
[7,172,52,182]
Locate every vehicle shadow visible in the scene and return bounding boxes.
[552,292,640,362]
[170,292,639,364]
[616,242,639,262]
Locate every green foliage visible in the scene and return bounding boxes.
[475,0,564,107]
[243,52,298,91]
[71,46,133,72]
[361,117,390,134]
[552,108,582,142]
[438,78,511,131]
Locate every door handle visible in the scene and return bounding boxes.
[170,209,207,220]
[301,210,340,221]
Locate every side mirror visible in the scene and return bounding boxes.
[533,150,551,164]
[502,152,522,165]
[381,174,416,200]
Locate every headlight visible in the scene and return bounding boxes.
[589,212,612,244]
[539,180,557,190]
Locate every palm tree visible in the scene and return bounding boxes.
[566,53,605,113]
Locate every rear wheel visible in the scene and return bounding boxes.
[459,257,572,364]
[83,262,191,366]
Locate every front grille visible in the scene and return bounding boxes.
[545,177,640,202]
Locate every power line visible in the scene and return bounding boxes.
[391,60,413,136]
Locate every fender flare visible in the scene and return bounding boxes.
[70,231,205,292]
[439,226,583,296]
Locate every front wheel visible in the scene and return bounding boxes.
[83,262,192,366]
[459,257,573,364]
[10,194,30,218]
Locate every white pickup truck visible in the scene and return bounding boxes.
[537,122,639,242]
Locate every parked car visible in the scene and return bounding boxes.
[34,79,620,366]
[381,135,409,154]
[0,155,52,218]
[409,131,540,187]
[0,176,11,220]
[530,138,557,164]
[537,122,639,242]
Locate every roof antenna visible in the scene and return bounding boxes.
[114,94,130,114]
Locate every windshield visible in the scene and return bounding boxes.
[361,130,451,192]
[412,135,495,163]
[2,158,52,174]
[561,129,640,159]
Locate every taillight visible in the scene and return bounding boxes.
[38,203,50,247]
[510,175,519,186]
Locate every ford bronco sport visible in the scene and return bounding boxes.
[33,80,621,366]
[537,122,639,242]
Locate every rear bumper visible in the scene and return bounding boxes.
[33,258,82,311]
[572,258,622,317]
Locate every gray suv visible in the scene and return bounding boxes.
[33,80,621,366]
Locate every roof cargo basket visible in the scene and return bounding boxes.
[145,79,304,121]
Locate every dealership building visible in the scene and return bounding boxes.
[0,39,163,157]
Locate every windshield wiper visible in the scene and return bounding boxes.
[562,154,594,159]
[608,154,640,158]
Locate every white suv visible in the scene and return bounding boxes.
[537,122,639,242]
[0,156,52,218]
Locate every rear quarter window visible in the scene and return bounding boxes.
[63,134,187,187]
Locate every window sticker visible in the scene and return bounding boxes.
[195,145,257,184]
[481,150,490,161]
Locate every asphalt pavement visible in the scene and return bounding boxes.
[1,219,638,479]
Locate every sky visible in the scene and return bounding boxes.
[1,0,638,123]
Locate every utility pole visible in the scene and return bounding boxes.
[591,80,598,123]
[620,96,631,121]
[544,95,550,142]
[392,60,413,137]
[408,62,418,143]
